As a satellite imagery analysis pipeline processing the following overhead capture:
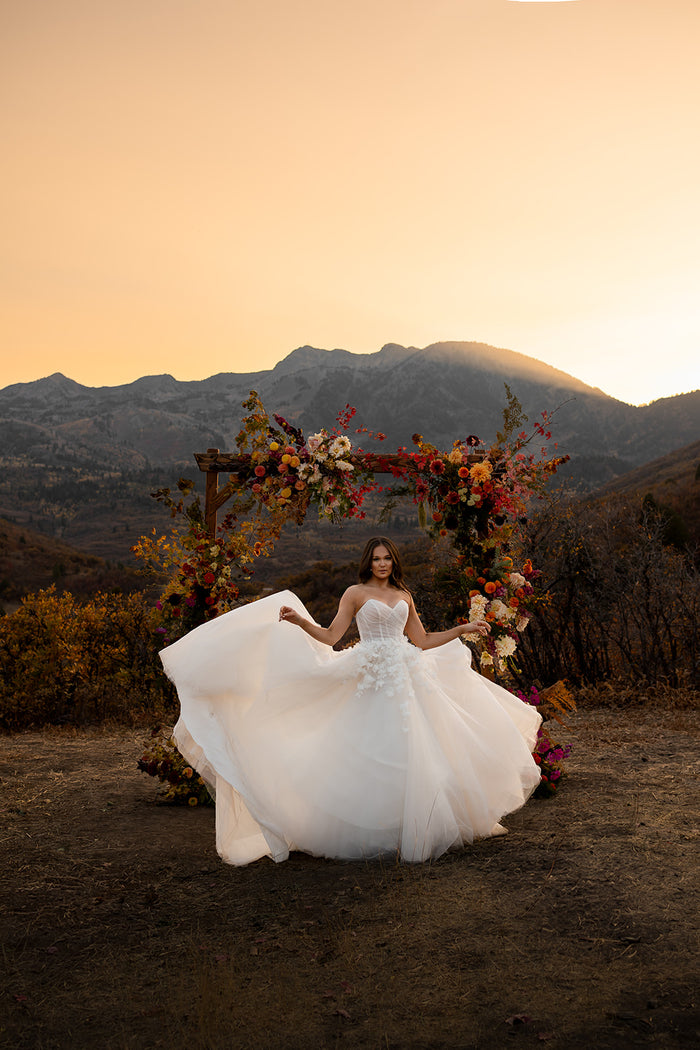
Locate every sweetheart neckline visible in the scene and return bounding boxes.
[357,597,409,614]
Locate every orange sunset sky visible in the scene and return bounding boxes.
[2,0,699,405]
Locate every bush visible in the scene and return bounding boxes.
[0,587,176,731]
[514,495,700,691]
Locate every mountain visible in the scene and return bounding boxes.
[591,438,700,546]
[0,341,698,562]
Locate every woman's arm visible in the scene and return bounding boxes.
[279,587,358,647]
[404,595,491,650]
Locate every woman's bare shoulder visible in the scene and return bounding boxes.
[340,584,364,605]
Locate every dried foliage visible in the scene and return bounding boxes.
[0,587,175,731]
[514,493,700,694]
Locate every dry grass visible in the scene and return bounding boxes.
[1,706,699,1050]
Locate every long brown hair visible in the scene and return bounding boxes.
[358,537,410,593]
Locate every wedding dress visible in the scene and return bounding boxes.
[159,590,542,865]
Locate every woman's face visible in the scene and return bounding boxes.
[370,544,393,580]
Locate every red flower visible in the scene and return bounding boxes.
[429,459,445,475]
[254,465,266,477]
[203,571,215,585]
[446,491,459,505]
[432,511,443,523]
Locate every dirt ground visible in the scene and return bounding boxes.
[1,708,698,1050]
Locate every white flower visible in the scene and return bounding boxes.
[335,459,354,473]
[508,572,526,589]
[469,595,488,621]
[307,433,325,453]
[488,599,511,622]
[209,545,220,556]
[329,435,352,457]
[516,614,530,632]
[480,650,494,667]
[495,635,517,659]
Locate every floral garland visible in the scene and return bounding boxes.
[230,392,384,523]
[138,727,213,806]
[517,685,574,797]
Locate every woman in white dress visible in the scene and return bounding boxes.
[159,536,542,866]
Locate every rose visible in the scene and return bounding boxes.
[254,465,266,477]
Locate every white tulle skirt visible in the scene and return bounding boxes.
[159,591,542,865]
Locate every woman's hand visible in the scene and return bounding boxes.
[460,619,491,638]
[279,605,304,626]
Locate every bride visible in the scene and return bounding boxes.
[159,536,542,865]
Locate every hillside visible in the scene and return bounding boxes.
[592,438,700,545]
[0,517,150,610]
[0,341,697,564]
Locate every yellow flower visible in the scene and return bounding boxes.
[469,461,493,484]
[269,441,280,452]
[281,453,291,464]
[280,487,292,499]
[446,449,463,465]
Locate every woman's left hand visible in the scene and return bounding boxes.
[461,619,491,637]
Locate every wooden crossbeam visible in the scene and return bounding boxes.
[195,448,417,535]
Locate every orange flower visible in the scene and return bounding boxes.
[509,597,520,608]
[484,581,497,594]
[254,465,266,477]
[432,511,443,522]
[468,589,480,598]
[458,466,470,478]
[477,577,486,586]
[469,461,493,484]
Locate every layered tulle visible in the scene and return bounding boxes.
[159,591,542,865]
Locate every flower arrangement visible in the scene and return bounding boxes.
[231,392,384,524]
[517,683,575,798]
[138,727,214,806]
[132,482,274,645]
[392,388,569,671]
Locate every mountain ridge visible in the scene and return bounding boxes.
[0,341,697,562]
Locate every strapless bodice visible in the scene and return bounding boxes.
[355,598,409,643]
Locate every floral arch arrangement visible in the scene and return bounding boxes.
[134,387,568,671]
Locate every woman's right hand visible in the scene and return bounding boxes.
[279,605,304,626]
